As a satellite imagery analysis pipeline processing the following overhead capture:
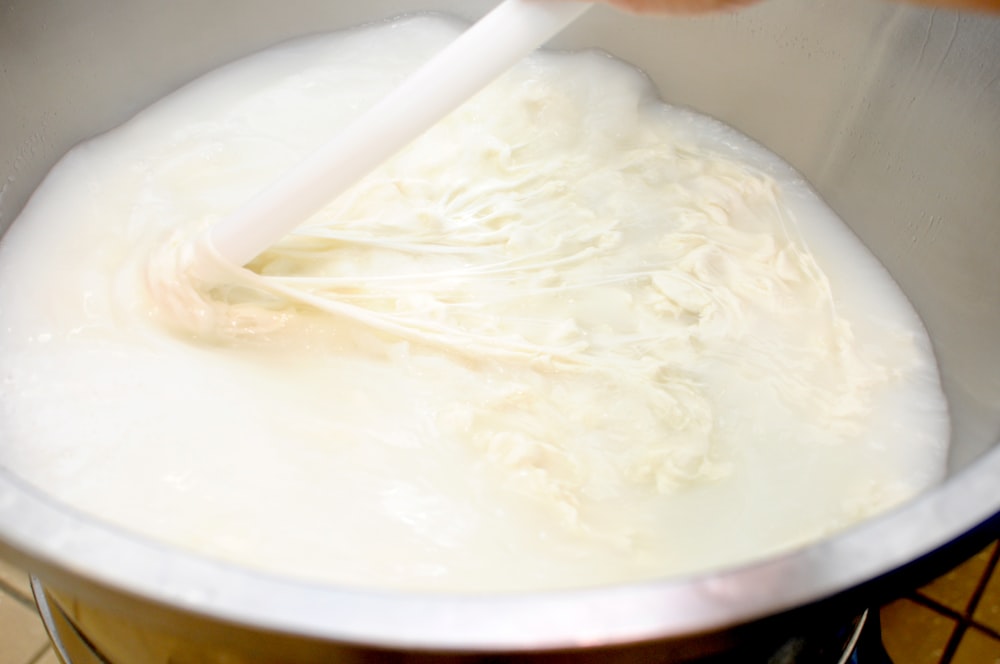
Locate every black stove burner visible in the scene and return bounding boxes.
[850,610,894,664]
[758,609,893,664]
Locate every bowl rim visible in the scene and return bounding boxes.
[1,443,998,651]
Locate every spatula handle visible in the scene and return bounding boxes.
[209,1,593,267]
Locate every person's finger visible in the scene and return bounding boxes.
[591,0,760,14]
[901,0,1000,10]
[590,0,1000,15]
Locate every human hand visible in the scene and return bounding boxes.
[580,0,760,13]
[587,0,1000,13]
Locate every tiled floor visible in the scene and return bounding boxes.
[881,540,1000,663]
[1,542,1000,663]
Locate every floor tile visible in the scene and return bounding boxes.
[0,593,50,664]
[919,541,997,614]
[881,597,956,664]
[974,561,1000,634]
[950,626,1000,664]
[0,555,33,602]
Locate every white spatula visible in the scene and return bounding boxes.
[207,0,593,267]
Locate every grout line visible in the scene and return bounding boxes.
[911,592,968,624]
[969,622,1000,642]
[963,620,1000,642]
[26,644,52,664]
[965,541,1000,616]
[937,618,965,664]
[909,591,1000,661]
[915,542,1000,664]
[0,578,40,610]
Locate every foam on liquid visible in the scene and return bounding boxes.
[0,16,949,592]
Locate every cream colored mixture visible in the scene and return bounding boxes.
[0,16,949,591]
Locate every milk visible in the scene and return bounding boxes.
[0,16,949,592]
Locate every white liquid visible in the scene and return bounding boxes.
[0,16,949,592]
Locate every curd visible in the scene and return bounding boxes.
[0,16,949,592]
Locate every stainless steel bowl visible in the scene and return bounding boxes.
[1,0,998,661]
